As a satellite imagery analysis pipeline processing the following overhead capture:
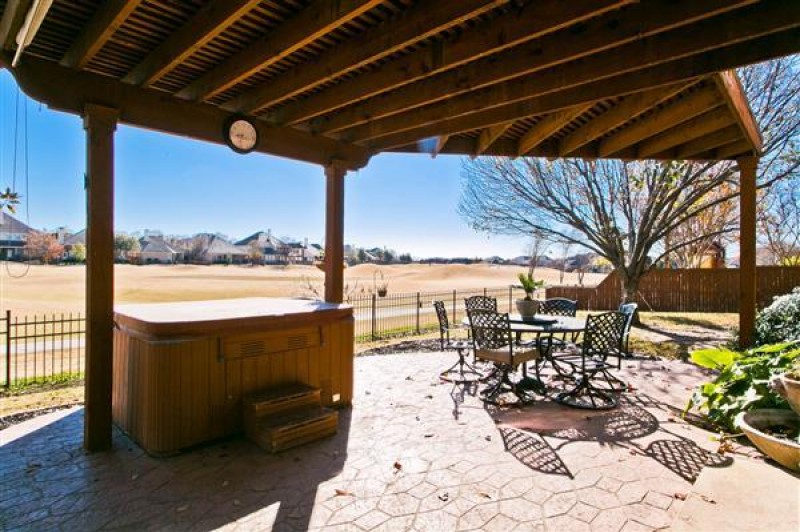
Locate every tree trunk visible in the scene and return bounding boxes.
[620,274,641,325]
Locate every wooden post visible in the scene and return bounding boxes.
[324,162,346,303]
[83,104,118,452]
[738,156,758,348]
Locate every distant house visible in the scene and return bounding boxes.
[305,243,323,262]
[63,229,86,259]
[186,233,247,264]
[235,231,320,265]
[699,241,726,269]
[0,212,35,260]
[130,236,183,264]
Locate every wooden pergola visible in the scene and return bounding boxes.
[1,0,799,451]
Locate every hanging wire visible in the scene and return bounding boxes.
[5,87,31,278]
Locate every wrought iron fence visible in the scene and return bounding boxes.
[349,286,530,342]
[0,286,532,386]
[1,310,85,387]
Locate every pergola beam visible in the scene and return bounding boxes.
[474,123,513,157]
[598,86,723,157]
[0,0,33,50]
[675,124,742,159]
[60,0,144,69]
[123,0,262,87]
[637,107,736,158]
[715,70,763,153]
[83,103,118,452]
[738,156,758,347]
[364,30,800,152]
[344,1,800,145]
[518,105,593,156]
[315,0,750,135]
[431,135,449,158]
[201,0,505,109]
[324,163,347,303]
[558,83,691,156]
[177,0,384,102]
[275,0,634,125]
[716,140,754,160]
[6,54,370,170]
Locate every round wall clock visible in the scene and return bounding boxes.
[223,115,258,154]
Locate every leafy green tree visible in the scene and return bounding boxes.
[71,243,86,263]
[357,248,368,263]
[114,234,140,259]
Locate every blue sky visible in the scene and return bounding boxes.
[0,70,526,258]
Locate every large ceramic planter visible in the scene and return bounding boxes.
[515,299,538,319]
[738,409,800,471]
[778,374,800,415]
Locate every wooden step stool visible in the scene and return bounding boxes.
[243,384,338,453]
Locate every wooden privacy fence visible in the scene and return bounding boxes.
[545,266,800,312]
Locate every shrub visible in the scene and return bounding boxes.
[754,287,800,345]
[686,342,799,432]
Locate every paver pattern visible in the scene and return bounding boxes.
[1,352,728,531]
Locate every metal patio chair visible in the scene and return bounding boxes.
[464,295,497,313]
[555,311,627,410]
[434,301,482,382]
[618,302,638,357]
[469,309,542,405]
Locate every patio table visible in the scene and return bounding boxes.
[461,313,586,390]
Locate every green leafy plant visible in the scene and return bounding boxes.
[517,273,544,301]
[0,187,21,213]
[754,287,800,345]
[686,341,799,432]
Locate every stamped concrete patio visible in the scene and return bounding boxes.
[1,352,734,531]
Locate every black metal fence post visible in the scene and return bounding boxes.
[508,285,513,312]
[4,310,9,388]
[371,294,377,341]
[415,292,420,334]
[452,290,457,323]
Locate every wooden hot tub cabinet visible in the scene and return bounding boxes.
[112,298,353,454]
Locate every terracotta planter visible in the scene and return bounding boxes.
[738,409,800,471]
[777,375,800,415]
[515,299,538,318]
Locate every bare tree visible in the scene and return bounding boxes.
[459,58,799,303]
[526,230,549,278]
[759,174,800,264]
[668,183,738,268]
[557,239,573,285]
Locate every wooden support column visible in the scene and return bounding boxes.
[324,162,347,303]
[738,156,758,348]
[83,104,118,451]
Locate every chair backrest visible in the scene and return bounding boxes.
[433,300,449,332]
[469,309,512,350]
[583,312,627,356]
[464,295,497,313]
[618,302,638,334]
[540,298,578,317]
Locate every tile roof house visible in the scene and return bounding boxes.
[189,233,247,265]
[0,211,36,260]
[236,231,320,265]
[129,236,183,264]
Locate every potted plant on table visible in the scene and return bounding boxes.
[516,272,544,318]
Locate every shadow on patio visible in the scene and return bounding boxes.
[0,407,351,531]
[2,352,740,531]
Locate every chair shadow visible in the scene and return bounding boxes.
[0,407,351,531]
[645,438,732,483]
[486,388,733,484]
[499,426,573,478]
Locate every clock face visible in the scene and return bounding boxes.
[225,117,258,153]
